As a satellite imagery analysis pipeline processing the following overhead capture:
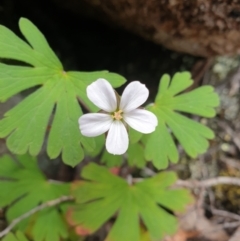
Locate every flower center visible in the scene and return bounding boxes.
[112,110,123,120]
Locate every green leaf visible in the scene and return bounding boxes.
[129,127,142,144]
[85,135,105,157]
[0,18,126,166]
[32,209,68,241]
[0,154,71,241]
[127,143,146,168]
[145,72,219,169]
[101,150,123,167]
[2,232,29,241]
[70,163,192,241]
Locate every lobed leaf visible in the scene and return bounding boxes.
[127,143,146,168]
[0,18,126,166]
[101,150,123,167]
[145,72,219,169]
[129,127,142,144]
[0,155,71,241]
[2,232,29,241]
[70,163,192,241]
[32,209,68,241]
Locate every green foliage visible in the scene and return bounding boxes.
[144,72,219,169]
[70,163,192,241]
[101,150,123,167]
[128,143,145,168]
[129,127,142,144]
[0,18,126,166]
[127,128,146,168]
[0,18,220,241]
[2,232,29,241]
[0,155,71,241]
[100,144,145,169]
[100,128,145,168]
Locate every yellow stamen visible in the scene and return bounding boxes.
[112,110,123,120]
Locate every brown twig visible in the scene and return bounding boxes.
[220,156,240,170]
[77,97,91,112]
[218,120,240,151]
[176,176,240,188]
[222,221,240,229]
[0,195,74,238]
[190,58,213,90]
[210,207,240,221]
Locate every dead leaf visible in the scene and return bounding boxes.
[177,204,229,241]
[229,226,240,241]
[164,229,199,241]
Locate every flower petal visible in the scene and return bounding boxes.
[123,109,158,134]
[120,81,149,112]
[79,113,113,137]
[87,78,117,112]
[106,121,129,155]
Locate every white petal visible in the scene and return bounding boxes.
[120,81,149,113]
[123,109,158,134]
[79,113,113,137]
[106,121,129,155]
[87,78,117,112]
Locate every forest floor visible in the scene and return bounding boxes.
[164,56,240,241]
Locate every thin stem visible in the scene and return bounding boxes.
[0,196,74,238]
[176,176,240,188]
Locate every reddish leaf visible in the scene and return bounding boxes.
[109,167,120,175]
[75,225,92,236]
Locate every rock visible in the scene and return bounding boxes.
[53,0,240,57]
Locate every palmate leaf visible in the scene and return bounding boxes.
[2,232,29,241]
[144,72,219,169]
[0,155,71,241]
[70,163,192,241]
[0,18,126,166]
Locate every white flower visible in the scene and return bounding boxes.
[78,78,158,155]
